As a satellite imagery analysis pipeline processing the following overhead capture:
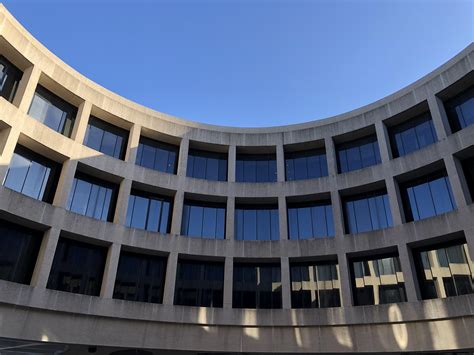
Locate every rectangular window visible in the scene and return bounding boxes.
[181,200,226,239]
[174,259,224,307]
[343,190,393,234]
[285,149,328,181]
[444,86,474,133]
[290,261,341,308]
[84,116,129,160]
[136,136,178,174]
[0,55,23,102]
[414,241,473,300]
[28,85,77,137]
[125,190,172,233]
[336,135,381,173]
[66,172,118,222]
[235,205,279,241]
[187,149,227,181]
[233,263,282,309]
[350,254,407,306]
[287,201,334,239]
[113,251,167,304]
[3,145,61,203]
[400,171,456,222]
[461,156,474,202]
[0,218,42,285]
[389,113,437,158]
[236,154,277,182]
[47,237,107,296]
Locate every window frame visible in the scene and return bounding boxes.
[84,116,129,160]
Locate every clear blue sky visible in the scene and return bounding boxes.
[3,0,473,127]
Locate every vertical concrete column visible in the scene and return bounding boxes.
[226,196,235,240]
[281,256,291,309]
[385,177,404,226]
[100,242,121,299]
[278,196,288,240]
[30,227,60,288]
[428,95,450,139]
[176,137,190,177]
[52,160,78,209]
[12,65,41,112]
[113,178,132,225]
[464,228,474,262]
[330,191,344,238]
[223,256,234,308]
[0,126,20,182]
[444,155,470,207]
[125,123,141,164]
[170,190,184,235]
[397,242,419,302]
[276,143,285,182]
[70,101,92,143]
[337,252,353,307]
[325,137,338,177]
[163,252,178,305]
[228,145,236,182]
[375,120,392,162]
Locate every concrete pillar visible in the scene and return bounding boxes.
[0,126,20,182]
[176,137,189,177]
[464,228,474,263]
[375,120,392,162]
[125,123,141,164]
[70,101,91,143]
[385,176,404,226]
[12,65,41,112]
[428,95,450,139]
[276,143,285,182]
[444,155,470,208]
[163,252,178,305]
[281,256,291,309]
[30,227,60,288]
[113,179,132,225]
[331,191,345,237]
[278,196,288,240]
[337,252,353,307]
[52,160,78,209]
[223,256,233,308]
[325,137,338,177]
[228,145,236,182]
[397,242,420,302]
[100,242,121,299]
[225,196,235,240]
[170,190,184,236]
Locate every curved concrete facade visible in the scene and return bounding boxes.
[0,4,473,354]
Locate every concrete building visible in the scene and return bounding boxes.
[0,4,473,355]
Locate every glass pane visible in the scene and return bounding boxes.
[131,196,148,229]
[415,120,436,148]
[101,131,118,157]
[297,207,312,239]
[360,142,376,168]
[235,209,243,240]
[205,157,219,181]
[411,182,436,219]
[141,144,155,169]
[159,200,171,233]
[285,159,295,181]
[188,205,203,237]
[243,209,257,240]
[294,157,307,180]
[270,209,279,240]
[154,147,169,172]
[218,158,227,181]
[193,156,206,179]
[202,207,217,238]
[22,161,49,200]
[400,127,418,155]
[325,205,335,236]
[4,153,30,193]
[430,177,455,215]
[287,208,299,239]
[69,179,92,215]
[353,198,372,233]
[257,209,271,240]
[256,160,269,182]
[312,205,327,237]
[346,146,362,171]
[85,125,103,151]
[216,207,226,239]
[125,196,135,227]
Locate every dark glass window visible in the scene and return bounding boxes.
[389,113,437,158]
[285,149,328,181]
[0,55,22,102]
[290,261,341,308]
[181,200,226,239]
[343,190,393,234]
[187,149,227,181]
[444,86,474,133]
[126,190,172,233]
[337,135,381,173]
[414,241,474,300]
[236,154,277,182]
[113,251,167,304]
[233,263,282,309]
[174,259,224,307]
[461,156,474,202]
[47,237,107,296]
[0,218,42,284]
[66,172,118,222]
[3,145,61,203]
[350,254,407,306]
[136,137,178,174]
[28,85,77,137]
[235,205,279,241]
[84,117,129,160]
[400,171,456,222]
[287,201,334,239]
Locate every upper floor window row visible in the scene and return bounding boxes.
[337,134,381,173]
[136,137,178,174]
[285,149,328,181]
[0,55,22,103]
[444,85,474,133]
[84,116,129,160]
[236,154,277,183]
[187,149,227,182]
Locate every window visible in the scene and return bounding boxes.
[28,85,77,137]
[461,156,474,202]
[444,86,474,133]
[236,154,277,182]
[66,172,118,222]
[187,149,227,181]
[181,200,226,239]
[287,201,334,239]
[350,254,407,306]
[136,137,178,174]
[285,149,328,181]
[414,241,473,300]
[113,251,167,304]
[126,191,172,233]
[400,171,456,222]
[0,55,22,102]
[84,116,129,160]
[389,113,437,157]
[290,261,341,308]
[0,218,42,285]
[343,190,393,234]
[337,135,381,173]
[47,237,107,296]
[235,205,279,241]
[174,259,224,307]
[233,263,282,309]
